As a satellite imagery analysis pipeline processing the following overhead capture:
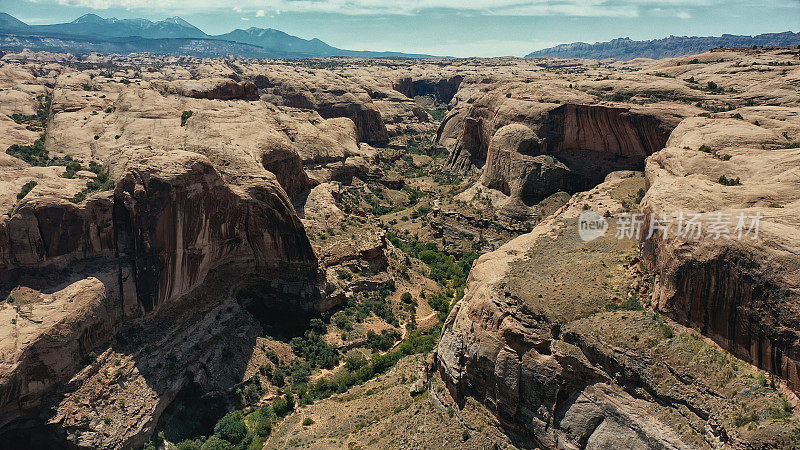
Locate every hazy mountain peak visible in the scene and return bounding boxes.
[163,16,194,28]
[0,12,28,29]
[527,31,800,60]
[0,12,435,58]
[72,13,105,24]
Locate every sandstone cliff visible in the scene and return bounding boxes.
[641,113,800,391]
[436,172,799,448]
[435,47,800,448]
[0,60,322,447]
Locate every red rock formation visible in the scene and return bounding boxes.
[641,125,800,391]
[444,101,677,175]
[0,196,114,276]
[0,151,319,442]
[254,72,391,144]
[161,78,259,100]
[479,124,573,214]
[539,104,674,157]
[114,151,317,312]
[393,75,464,104]
[0,276,125,431]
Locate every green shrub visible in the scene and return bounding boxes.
[265,350,280,364]
[270,368,285,387]
[718,175,741,186]
[606,296,644,311]
[70,164,115,203]
[426,107,448,121]
[387,232,477,289]
[365,329,401,351]
[410,205,431,219]
[734,411,758,427]
[427,291,452,315]
[200,435,233,450]
[289,361,312,383]
[253,404,275,437]
[181,110,193,126]
[345,353,368,372]
[290,331,340,369]
[634,188,645,204]
[332,312,354,331]
[213,411,247,445]
[176,439,203,450]
[62,161,82,178]
[272,393,295,417]
[16,181,37,201]
[302,417,314,426]
[6,134,49,166]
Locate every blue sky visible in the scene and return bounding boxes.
[4,0,799,57]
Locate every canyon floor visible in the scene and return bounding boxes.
[0,46,799,449]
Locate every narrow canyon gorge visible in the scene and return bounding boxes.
[0,46,798,449]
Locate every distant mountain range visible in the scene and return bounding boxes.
[0,12,435,59]
[526,32,800,60]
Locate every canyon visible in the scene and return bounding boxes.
[0,45,798,449]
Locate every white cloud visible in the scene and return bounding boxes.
[650,7,694,19]
[39,0,794,17]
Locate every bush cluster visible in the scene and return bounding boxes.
[69,162,114,203]
[290,331,340,369]
[387,232,477,289]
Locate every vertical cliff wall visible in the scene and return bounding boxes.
[0,151,320,441]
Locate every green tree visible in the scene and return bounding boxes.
[200,436,234,450]
[213,411,247,445]
[176,439,203,450]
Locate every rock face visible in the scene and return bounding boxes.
[0,60,322,446]
[435,47,800,449]
[0,275,128,441]
[0,195,115,278]
[436,173,800,449]
[254,70,391,144]
[641,113,800,391]
[114,151,316,312]
[444,99,677,181]
[249,64,438,143]
[438,84,682,217]
[479,123,572,205]
[393,75,464,104]
[158,78,259,100]
[0,150,319,445]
